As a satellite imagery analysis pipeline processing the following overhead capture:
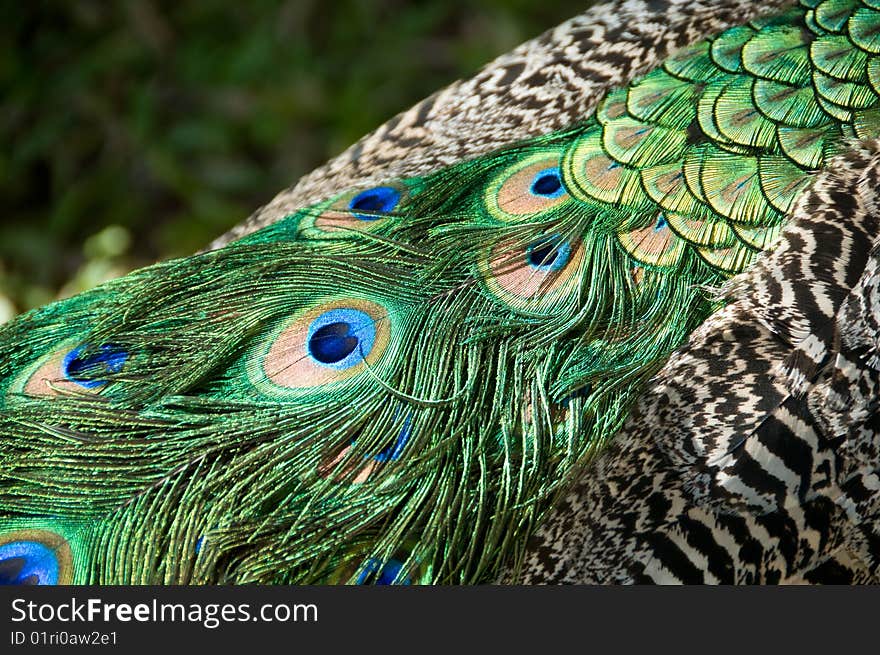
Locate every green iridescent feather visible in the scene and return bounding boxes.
[1,0,880,585]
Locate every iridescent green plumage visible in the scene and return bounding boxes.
[2,0,879,585]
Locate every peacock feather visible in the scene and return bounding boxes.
[2,0,880,585]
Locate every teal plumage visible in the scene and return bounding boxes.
[2,0,880,585]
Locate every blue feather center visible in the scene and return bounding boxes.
[0,541,59,586]
[356,558,410,585]
[350,411,412,463]
[529,167,565,198]
[307,309,377,370]
[62,344,128,388]
[526,235,571,271]
[348,186,401,220]
[374,413,412,462]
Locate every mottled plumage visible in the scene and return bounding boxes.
[2,0,880,586]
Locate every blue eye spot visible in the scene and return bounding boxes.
[62,344,128,389]
[349,186,401,220]
[654,214,669,231]
[309,323,359,364]
[374,413,412,463]
[307,309,377,370]
[529,167,565,198]
[356,558,411,585]
[526,235,571,271]
[0,541,59,586]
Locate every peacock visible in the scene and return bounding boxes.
[2,0,880,585]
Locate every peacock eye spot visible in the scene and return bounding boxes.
[371,412,413,463]
[529,167,564,198]
[356,558,411,585]
[528,242,558,267]
[348,186,401,220]
[308,322,360,364]
[304,308,378,371]
[654,214,669,231]
[62,344,128,389]
[526,235,571,271]
[0,541,59,586]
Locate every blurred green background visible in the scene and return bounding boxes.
[0,0,585,323]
